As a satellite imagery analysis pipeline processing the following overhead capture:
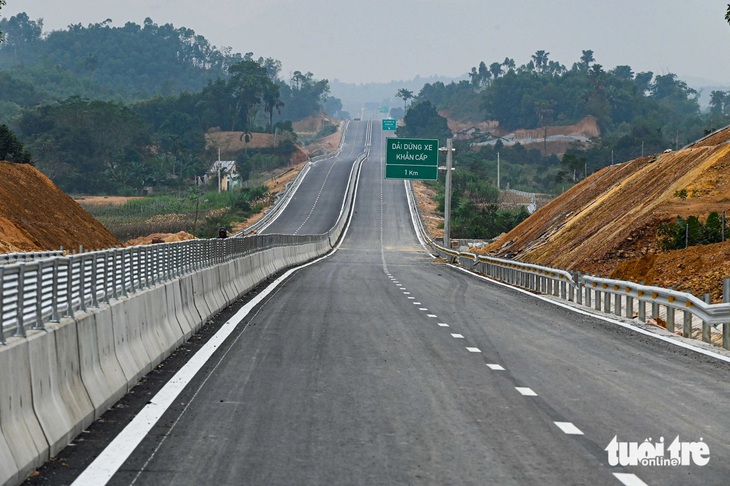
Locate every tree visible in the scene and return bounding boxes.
[395,100,451,142]
[531,50,550,74]
[578,50,594,71]
[726,4,730,25]
[396,88,414,109]
[0,0,5,41]
[227,59,272,132]
[0,124,32,163]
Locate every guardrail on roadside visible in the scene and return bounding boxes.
[0,235,319,343]
[236,120,351,236]
[405,181,730,350]
[0,251,66,265]
[0,121,371,345]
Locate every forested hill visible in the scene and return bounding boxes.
[0,12,344,197]
[0,14,240,105]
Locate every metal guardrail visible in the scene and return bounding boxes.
[0,235,321,343]
[0,250,66,265]
[235,120,351,237]
[0,119,372,345]
[406,181,730,350]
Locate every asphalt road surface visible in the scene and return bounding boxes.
[260,119,370,236]
[65,121,730,486]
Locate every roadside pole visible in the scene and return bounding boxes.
[441,138,455,248]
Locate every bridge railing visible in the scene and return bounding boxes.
[0,127,370,345]
[0,234,323,343]
[406,181,730,350]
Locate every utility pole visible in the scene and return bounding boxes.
[440,138,455,249]
[497,152,500,190]
[217,147,221,193]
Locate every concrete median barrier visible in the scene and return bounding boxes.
[75,309,127,419]
[0,336,49,484]
[110,298,153,387]
[1,236,338,486]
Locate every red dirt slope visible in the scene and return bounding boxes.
[478,128,730,302]
[0,161,120,253]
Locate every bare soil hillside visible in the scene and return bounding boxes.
[471,128,730,302]
[0,162,120,253]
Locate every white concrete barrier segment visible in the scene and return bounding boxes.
[0,337,49,482]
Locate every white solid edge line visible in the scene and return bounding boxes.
[449,265,730,365]
[554,421,584,435]
[73,255,332,485]
[72,153,368,486]
[613,473,649,486]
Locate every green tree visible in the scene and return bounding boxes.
[396,88,414,109]
[0,0,5,40]
[0,124,32,163]
[395,100,451,142]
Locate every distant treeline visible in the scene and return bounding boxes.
[0,13,346,194]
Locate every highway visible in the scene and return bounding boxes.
[261,119,370,236]
[61,121,729,486]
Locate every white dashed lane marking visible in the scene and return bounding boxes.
[451,333,464,339]
[554,422,584,435]
[486,364,505,370]
[466,347,481,353]
[613,473,648,486]
[516,387,538,396]
[438,323,449,327]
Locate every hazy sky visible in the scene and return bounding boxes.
[3,0,730,86]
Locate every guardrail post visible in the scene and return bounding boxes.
[91,253,99,308]
[724,278,730,350]
[603,290,611,313]
[683,308,692,338]
[79,254,87,312]
[65,259,74,317]
[51,259,60,322]
[34,263,43,329]
[614,292,622,317]
[14,263,26,337]
[594,287,602,311]
[626,295,634,319]
[574,273,582,305]
[666,307,675,333]
[585,283,591,308]
[702,294,711,343]
[638,296,645,322]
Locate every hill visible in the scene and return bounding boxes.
[0,162,120,253]
[478,128,730,302]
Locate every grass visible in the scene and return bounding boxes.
[80,187,268,241]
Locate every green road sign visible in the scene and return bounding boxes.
[385,137,439,180]
[382,119,397,131]
[379,106,389,113]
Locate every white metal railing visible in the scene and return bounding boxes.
[0,235,321,342]
[0,119,371,345]
[406,181,730,350]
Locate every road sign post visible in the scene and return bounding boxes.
[385,138,439,180]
